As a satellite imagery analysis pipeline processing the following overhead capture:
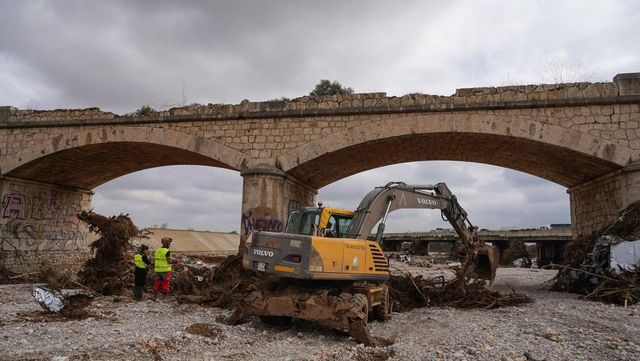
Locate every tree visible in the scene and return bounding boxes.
[131,105,156,116]
[309,79,354,96]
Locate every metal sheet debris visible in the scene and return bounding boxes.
[32,285,65,313]
[610,239,640,274]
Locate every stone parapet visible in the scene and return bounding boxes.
[2,74,636,127]
[614,72,640,96]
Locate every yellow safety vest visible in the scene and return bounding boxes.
[154,247,171,272]
[134,254,147,269]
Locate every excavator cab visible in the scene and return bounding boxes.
[285,205,354,238]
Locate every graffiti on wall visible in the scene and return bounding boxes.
[241,206,284,238]
[0,184,89,252]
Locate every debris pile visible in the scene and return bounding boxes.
[552,201,640,305]
[171,258,210,294]
[176,255,268,307]
[406,256,431,268]
[76,211,141,295]
[33,257,78,289]
[390,267,532,311]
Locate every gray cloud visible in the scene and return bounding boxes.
[92,167,242,231]
[4,1,638,113]
[2,1,637,231]
[318,162,569,233]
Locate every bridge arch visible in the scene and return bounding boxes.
[2,126,248,189]
[280,113,631,188]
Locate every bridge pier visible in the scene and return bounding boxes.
[536,240,568,268]
[239,165,316,251]
[569,163,640,239]
[0,176,92,272]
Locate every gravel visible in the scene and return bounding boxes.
[1,267,639,361]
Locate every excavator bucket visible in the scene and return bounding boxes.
[473,245,499,283]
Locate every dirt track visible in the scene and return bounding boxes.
[1,267,639,361]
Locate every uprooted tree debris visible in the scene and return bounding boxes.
[77,211,142,295]
[552,201,640,305]
[174,254,270,307]
[390,266,532,312]
[500,240,533,268]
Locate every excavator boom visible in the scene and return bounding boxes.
[344,182,498,281]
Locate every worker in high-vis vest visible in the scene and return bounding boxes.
[133,244,152,301]
[153,237,178,295]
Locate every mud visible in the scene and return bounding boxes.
[185,323,225,339]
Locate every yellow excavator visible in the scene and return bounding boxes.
[232,182,498,345]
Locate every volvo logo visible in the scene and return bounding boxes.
[417,198,437,206]
[253,249,274,257]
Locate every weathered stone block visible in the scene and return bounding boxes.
[614,72,640,96]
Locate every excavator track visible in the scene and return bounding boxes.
[227,284,378,346]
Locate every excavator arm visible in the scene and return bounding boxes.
[344,182,498,282]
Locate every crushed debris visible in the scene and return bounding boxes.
[31,285,94,319]
[76,211,142,295]
[32,285,67,313]
[552,201,640,305]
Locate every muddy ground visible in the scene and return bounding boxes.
[1,266,639,361]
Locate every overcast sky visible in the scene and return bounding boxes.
[2,1,639,232]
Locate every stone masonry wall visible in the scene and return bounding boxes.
[569,166,640,238]
[1,77,639,173]
[0,177,92,272]
[240,166,316,248]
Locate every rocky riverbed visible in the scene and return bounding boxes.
[1,267,639,361]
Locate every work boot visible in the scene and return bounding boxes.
[133,287,142,301]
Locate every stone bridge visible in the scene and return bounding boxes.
[1,72,640,267]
